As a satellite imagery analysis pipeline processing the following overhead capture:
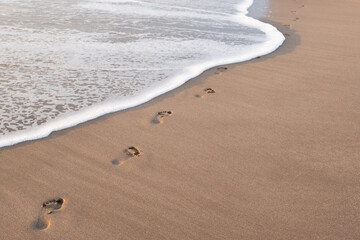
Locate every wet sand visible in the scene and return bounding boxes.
[1,0,360,239]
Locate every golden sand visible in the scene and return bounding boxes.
[0,0,359,239]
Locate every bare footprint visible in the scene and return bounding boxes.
[196,88,216,98]
[112,146,143,166]
[35,198,65,230]
[283,24,293,29]
[126,146,142,157]
[294,17,301,21]
[153,111,173,124]
[215,66,228,74]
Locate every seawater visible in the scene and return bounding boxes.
[0,0,284,147]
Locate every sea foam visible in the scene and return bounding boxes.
[0,0,284,148]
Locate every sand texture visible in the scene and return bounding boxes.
[1,0,360,239]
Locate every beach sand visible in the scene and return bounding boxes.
[1,0,360,239]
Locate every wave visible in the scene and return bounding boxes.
[0,0,284,148]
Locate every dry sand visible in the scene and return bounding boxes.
[1,0,360,239]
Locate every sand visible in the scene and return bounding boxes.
[1,0,360,239]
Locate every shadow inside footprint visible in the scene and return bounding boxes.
[34,198,65,230]
[204,88,216,94]
[153,111,173,124]
[126,146,142,157]
[42,198,63,211]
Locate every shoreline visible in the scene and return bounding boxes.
[1,0,360,239]
[0,0,284,149]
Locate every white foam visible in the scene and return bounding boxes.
[0,0,284,148]
[78,2,231,21]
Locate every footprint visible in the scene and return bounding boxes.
[196,88,216,98]
[112,146,143,166]
[291,10,297,14]
[284,33,291,37]
[294,17,301,21]
[283,24,293,29]
[216,66,228,74]
[126,146,142,157]
[35,198,65,230]
[153,111,173,124]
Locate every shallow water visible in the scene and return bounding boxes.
[0,0,284,147]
